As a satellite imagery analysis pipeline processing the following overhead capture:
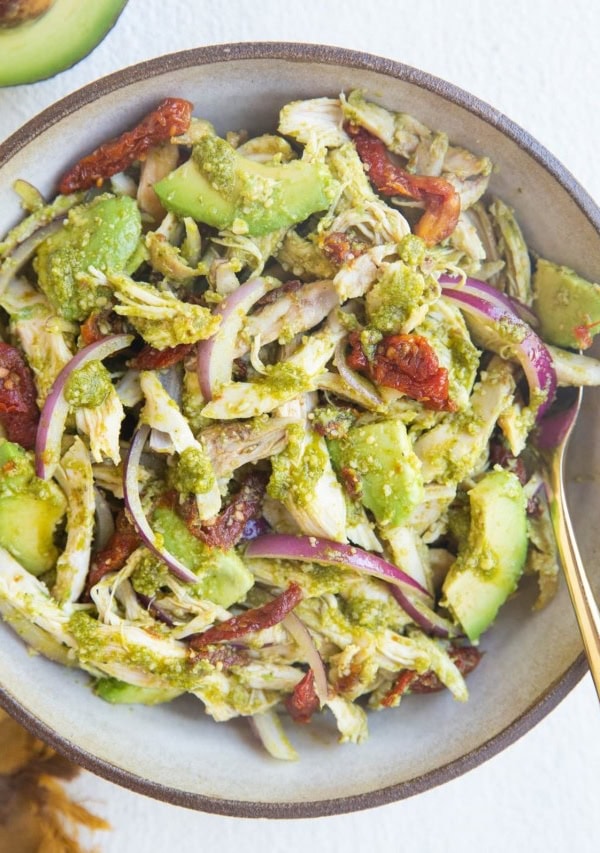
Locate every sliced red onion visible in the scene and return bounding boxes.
[136,593,176,627]
[282,612,329,705]
[35,334,133,480]
[333,340,384,411]
[248,710,298,761]
[246,534,430,596]
[123,424,197,583]
[93,486,115,552]
[440,279,556,420]
[244,534,455,637]
[197,277,270,400]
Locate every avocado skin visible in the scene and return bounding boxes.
[94,677,182,705]
[0,0,128,86]
[533,258,600,349]
[328,419,424,528]
[441,469,527,642]
[154,138,336,237]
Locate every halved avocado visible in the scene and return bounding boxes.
[0,0,128,86]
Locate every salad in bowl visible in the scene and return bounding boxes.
[1,87,599,762]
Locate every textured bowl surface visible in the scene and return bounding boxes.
[0,42,599,818]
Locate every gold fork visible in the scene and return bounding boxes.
[538,386,600,700]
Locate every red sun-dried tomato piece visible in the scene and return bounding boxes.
[83,510,140,598]
[0,342,39,450]
[188,583,303,648]
[58,98,193,194]
[346,331,454,411]
[345,122,460,246]
[381,646,482,705]
[128,343,194,370]
[321,231,366,266]
[284,669,320,724]
[178,471,267,552]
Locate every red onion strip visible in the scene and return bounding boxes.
[35,334,133,480]
[282,612,328,705]
[123,424,197,583]
[440,279,556,420]
[197,277,270,400]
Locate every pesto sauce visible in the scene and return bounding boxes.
[64,360,113,409]
[171,446,216,495]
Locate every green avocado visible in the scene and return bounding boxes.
[0,439,66,575]
[328,419,424,528]
[152,507,253,608]
[533,258,600,349]
[94,677,183,706]
[154,133,337,237]
[35,194,142,322]
[441,469,527,642]
[0,0,129,87]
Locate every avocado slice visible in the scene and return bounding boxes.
[35,194,142,322]
[154,133,337,237]
[0,0,128,86]
[94,677,183,705]
[533,258,600,349]
[152,507,254,608]
[0,439,66,575]
[441,469,527,642]
[328,420,424,528]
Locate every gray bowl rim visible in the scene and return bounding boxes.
[0,40,593,820]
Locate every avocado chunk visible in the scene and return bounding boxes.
[0,0,128,86]
[533,258,600,349]
[35,194,142,322]
[154,133,337,237]
[0,439,66,574]
[152,507,253,608]
[94,677,182,705]
[441,469,527,642]
[328,420,424,528]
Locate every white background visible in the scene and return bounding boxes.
[1,1,599,851]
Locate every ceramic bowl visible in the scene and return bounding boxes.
[0,42,599,818]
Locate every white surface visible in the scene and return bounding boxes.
[0,0,599,850]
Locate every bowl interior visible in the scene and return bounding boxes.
[0,44,598,817]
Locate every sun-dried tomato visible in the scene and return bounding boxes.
[284,670,320,724]
[345,122,460,246]
[321,231,366,266]
[254,279,303,308]
[188,583,303,648]
[178,471,267,551]
[346,331,454,411]
[339,466,363,500]
[410,646,482,693]
[0,342,39,450]
[128,343,194,370]
[381,646,482,704]
[83,510,140,598]
[80,310,126,346]
[58,98,193,194]
[188,645,249,670]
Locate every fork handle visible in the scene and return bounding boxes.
[549,452,600,700]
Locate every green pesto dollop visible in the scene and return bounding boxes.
[131,552,170,598]
[397,233,427,267]
[171,446,216,496]
[192,134,237,197]
[34,194,142,322]
[268,424,328,507]
[365,259,434,334]
[64,360,113,409]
